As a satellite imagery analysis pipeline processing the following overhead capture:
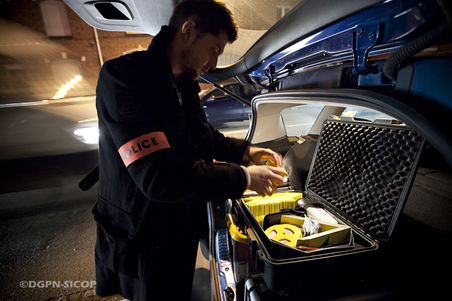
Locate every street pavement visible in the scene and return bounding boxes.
[0,151,99,300]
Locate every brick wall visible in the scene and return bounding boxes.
[0,0,154,100]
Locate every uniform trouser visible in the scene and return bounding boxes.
[94,201,207,301]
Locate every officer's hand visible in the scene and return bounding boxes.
[246,165,285,196]
[247,146,283,168]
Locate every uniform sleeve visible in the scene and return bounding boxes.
[97,57,248,203]
[210,125,250,164]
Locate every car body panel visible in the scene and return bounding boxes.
[200,82,260,124]
[244,0,439,83]
[205,0,387,81]
[202,96,247,123]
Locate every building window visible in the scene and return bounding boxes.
[276,5,292,21]
[40,0,72,37]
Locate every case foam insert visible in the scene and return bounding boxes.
[306,120,424,241]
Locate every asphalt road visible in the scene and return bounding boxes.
[0,151,99,301]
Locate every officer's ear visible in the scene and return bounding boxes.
[181,21,196,43]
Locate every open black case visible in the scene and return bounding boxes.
[230,117,425,293]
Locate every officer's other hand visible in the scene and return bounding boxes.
[246,165,285,196]
[247,146,283,167]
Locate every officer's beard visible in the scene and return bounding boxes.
[180,49,202,81]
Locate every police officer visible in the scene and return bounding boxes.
[93,0,285,300]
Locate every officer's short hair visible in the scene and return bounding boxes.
[169,0,238,43]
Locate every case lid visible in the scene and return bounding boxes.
[305,118,425,242]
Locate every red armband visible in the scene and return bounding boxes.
[118,132,170,167]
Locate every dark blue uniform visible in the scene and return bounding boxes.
[93,26,250,300]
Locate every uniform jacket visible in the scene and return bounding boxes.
[93,26,250,300]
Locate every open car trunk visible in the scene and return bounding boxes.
[209,89,452,301]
